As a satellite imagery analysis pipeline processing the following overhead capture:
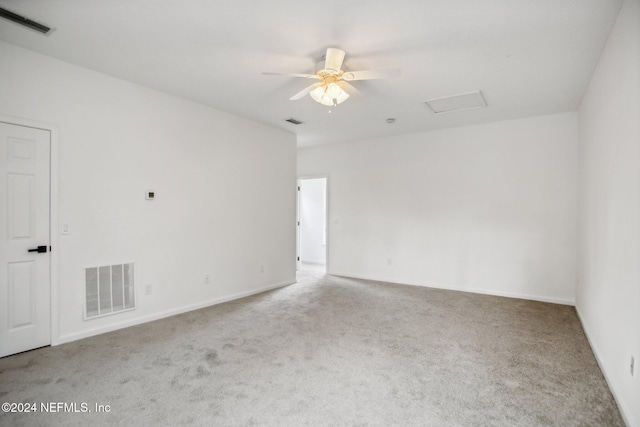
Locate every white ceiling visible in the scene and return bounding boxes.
[0,0,623,147]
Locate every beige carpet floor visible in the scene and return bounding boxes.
[0,271,624,426]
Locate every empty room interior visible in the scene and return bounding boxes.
[0,0,639,426]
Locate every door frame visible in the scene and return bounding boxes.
[1,114,60,347]
[296,174,329,273]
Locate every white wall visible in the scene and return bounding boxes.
[0,41,297,343]
[298,113,578,304]
[299,178,327,264]
[577,0,640,424]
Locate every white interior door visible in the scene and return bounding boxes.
[0,122,51,358]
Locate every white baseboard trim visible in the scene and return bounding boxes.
[329,272,575,306]
[301,259,326,265]
[55,280,295,345]
[575,306,633,427]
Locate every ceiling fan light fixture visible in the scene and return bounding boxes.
[310,86,327,103]
[326,83,342,99]
[335,89,349,104]
[310,83,349,106]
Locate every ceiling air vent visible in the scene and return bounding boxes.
[423,91,487,115]
[285,118,304,125]
[0,6,52,35]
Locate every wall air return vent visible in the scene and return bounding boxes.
[84,263,136,319]
[0,7,53,35]
[285,118,304,125]
[423,91,487,115]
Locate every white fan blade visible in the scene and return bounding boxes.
[341,69,400,81]
[338,81,362,96]
[263,72,319,79]
[325,48,346,72]
[290,82,322,100]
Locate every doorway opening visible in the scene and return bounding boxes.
[297,177,328,275]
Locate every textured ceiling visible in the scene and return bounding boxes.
[0,0,624,147]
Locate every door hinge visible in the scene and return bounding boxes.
[297,257,300,261]
[297,186,300,191]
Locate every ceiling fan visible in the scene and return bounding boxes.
[264,48,399,107]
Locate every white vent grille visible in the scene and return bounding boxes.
[0,6,53,34]
[84,263,136,319]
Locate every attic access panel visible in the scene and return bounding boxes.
[423,91,487,115]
